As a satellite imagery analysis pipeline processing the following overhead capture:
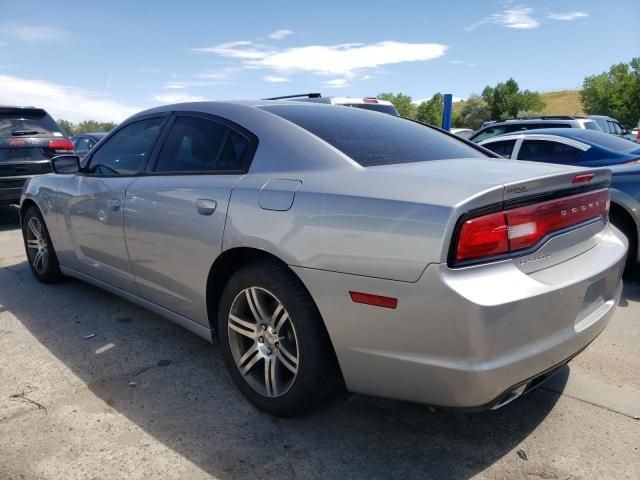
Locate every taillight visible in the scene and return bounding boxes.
[454,189,610,263]
[48,139,74,151]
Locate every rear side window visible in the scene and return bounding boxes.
[584,121,600,131]
[0,108,63,137]
[262,104,485,166]
[154,116,249,173]
[88,117,165,175]
[518,140,582,162]
[483,140,517,158]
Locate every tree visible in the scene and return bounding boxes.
[416,93,444,126]
[377,92,417,119]
[56,119,118,136]
[581,58,640,127]
[57,119,75,136]
[459,95,491,130]
[481,78,545,120]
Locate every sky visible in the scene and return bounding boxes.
[0,0,638,122]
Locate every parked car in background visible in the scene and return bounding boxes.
[469,116,600,143]
[587,115,635,141]
[478,129,640,166]
[0,106,73,205]
[265,93,399,116]
[20,100,626,416]
[71,132,108,158]
[450,128,474,139]
[609,163,640,272]
[480,128,640,272]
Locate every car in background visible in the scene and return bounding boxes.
[265,93,399,116]
[608,163,640,273]
[478,128,640,167]
[469,116,600,143]
[587,115,635,141]
[71,132,108,158]
[0,106,73,205]
[450,128,474,139]
[480,128,640,272]
[19,100,626,416]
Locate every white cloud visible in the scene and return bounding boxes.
[449,60,476,66]
[322,78,350,88]
[263,75,290,83]
[164,83,187,89]
[153,93,208,104]
[466,6,539,30]
[0,74,138,123]
[268,29,294,40]
[548,11,589,21]
[1,23,70,42]
[193,40,447,77]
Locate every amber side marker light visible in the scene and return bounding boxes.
[349,291,398,309]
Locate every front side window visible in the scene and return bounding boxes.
[154,116,249,173]
[483,140,517,158]
[88,117,165,175]
[518,140,582,162]
[263,104,485,166]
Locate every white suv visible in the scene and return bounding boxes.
[265,93,399,116]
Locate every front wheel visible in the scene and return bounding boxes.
[22,206,64,283]
[218,260,341,417]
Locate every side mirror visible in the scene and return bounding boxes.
[51,155,81,174]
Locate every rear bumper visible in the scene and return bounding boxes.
[292,223,627,409]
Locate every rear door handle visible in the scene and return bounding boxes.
[195,198,217,216]
[107,199,121,211]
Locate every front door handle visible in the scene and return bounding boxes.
[107,199,121,211]
[195,198,217,216]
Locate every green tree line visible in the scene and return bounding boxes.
[378,57,640,130]
[57,119,118,137]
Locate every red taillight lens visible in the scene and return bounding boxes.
[455,189,610,263]
[48,139,74,151]
[363,98,379,104]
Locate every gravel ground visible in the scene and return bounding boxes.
[0,204,638,480]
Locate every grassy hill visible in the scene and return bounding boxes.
[453,89,584,117]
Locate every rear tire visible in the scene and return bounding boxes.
[22,206,64,283]
[218,260,341,417]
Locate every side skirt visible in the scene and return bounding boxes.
[60,266,214,343]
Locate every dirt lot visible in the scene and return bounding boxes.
[0,204,638,480]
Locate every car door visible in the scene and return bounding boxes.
[58,116,168,293]
[124,113,256,325]
[517,139,583,165]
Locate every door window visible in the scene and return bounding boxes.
[518,140,582,162]
[87,117,165,175]
[74,137,91,151]
[154,116,249,173]
[482,140,516,158]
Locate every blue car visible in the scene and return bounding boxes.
[479,128,640,167]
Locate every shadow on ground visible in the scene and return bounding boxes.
[0,256,575,480]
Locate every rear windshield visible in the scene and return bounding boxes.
[262,104,486,167]
[342,103,399,116]
[0,108,63,138]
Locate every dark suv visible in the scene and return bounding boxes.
[469,116,600,143]
[0,106,73,205]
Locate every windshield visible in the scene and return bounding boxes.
[262,104,486,167]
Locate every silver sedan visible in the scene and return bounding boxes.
[20,101,627,416]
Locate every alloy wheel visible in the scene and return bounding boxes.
[26,216,49,274]
[227,287,300,397]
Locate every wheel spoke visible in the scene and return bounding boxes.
[273,306,289,332]
[33,250,44,271]
[27,239,40,249]
[246,288,271,324]
[239,347,262,376]
[28,218,41,240]
[228,313,257,339]
[264,356,278,397]
[277,345,298,374]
